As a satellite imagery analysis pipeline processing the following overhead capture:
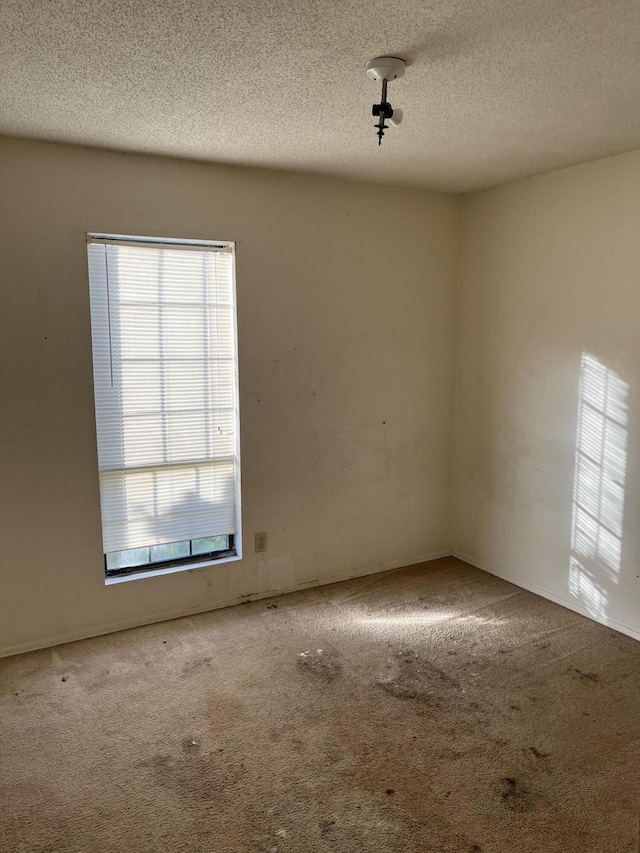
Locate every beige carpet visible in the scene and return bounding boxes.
[1,557,638,853]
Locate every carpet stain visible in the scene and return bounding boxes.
[529,746,551,759]
[182,657,213,676]
[572,668,599,681]
[500,777,534,812]
[139,741,231,802]
[376,648,459,702]
[319,819,336,836]
[208,695,246,729]
[297,649,341,680]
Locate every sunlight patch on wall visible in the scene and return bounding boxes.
[569,353,628,620]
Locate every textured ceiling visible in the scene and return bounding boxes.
[2,0,640,192]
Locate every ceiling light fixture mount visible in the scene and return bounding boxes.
[366,56,406,146]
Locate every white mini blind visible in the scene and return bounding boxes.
[87,235,240,556]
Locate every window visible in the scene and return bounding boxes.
[87,233,241,579]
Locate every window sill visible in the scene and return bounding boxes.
[104,552,242,585]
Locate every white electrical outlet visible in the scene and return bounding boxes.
[255,532,267,552]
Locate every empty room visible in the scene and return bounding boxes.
[1,1,639,851]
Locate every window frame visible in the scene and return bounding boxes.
[105,534,237,579]
[86,232,242,584]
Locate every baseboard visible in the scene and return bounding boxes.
[452,549,640,643]
[6,548,636,657]
[0,549,450,658]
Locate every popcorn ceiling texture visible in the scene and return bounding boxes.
[2,0,640,192]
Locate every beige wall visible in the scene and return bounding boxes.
[0,137,460,656]
[5,135,639,657]
[453,150,640,641]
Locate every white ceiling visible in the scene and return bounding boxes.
[2,0,640,193]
